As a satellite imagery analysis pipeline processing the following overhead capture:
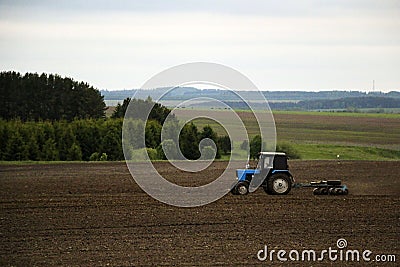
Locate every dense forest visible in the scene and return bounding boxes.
[0,71,106,121]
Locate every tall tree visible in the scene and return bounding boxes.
[5,130,25,160]
[250,135,262,160]
[217,135,231,155]
[41,138,59,161]
[145,120,162,149]
[199,125,220,159]
[179,122,200,160]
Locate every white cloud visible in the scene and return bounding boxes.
[0,1,399,91]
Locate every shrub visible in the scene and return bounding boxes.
[89,152,100,161]
[200,146,216,160]
[276,142,301,159]
[99,153,108,161]
[157,139,178,160]
[146,148,158,161]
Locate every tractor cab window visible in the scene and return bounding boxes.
[263,155,273,169]
[257,154,274,170]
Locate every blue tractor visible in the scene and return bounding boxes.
[231,152,349,196]
[231,152,294,195]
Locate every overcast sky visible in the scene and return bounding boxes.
[0,0,399,91]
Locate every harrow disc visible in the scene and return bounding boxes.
[313,188,321,195]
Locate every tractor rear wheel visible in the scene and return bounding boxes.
[235,181,249,195]
[266,174,291,195]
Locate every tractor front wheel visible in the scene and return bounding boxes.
[230,186,238,195]
[235,181,249,195]
[266,174,292,195]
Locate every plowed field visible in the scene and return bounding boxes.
[0,161,398,266]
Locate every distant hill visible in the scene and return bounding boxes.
[271,96,400,110]
[184,96,400,111]
[101,88,400,102]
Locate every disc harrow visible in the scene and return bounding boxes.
[293,180,349,195]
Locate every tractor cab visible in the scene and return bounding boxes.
[257,152,289,172]
[232,152,294,195]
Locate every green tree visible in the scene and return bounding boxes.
[5,130,25,160]
[250,135,262,159]
[146,148,158,160]
[112,98,131,119]
[157,139,178,160]
[200,146,216,160]
[42,121,55,141]
[35,124,46,160]
[100,120,123,160]
[199,125,220,159]
[25,134,40,160]
[112,97,174,125]
[0,121,10,160]
[145,120,162,149]
[123,119,145,150]
[217,135,231,155]
[73,119,103,160]
[160,119,179,144]
[179,122,200,160]
[67,142,83,161]
[57,124,76,160]
[41,138,59,161]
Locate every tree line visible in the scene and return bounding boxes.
[1,116,301,162]
[0,118,232,161]
[0,71,106,121]
[0,119,122,161]
[112,97,173,123]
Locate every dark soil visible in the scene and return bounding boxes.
[0,161,398,266]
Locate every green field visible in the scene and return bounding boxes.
[173,109,400,160]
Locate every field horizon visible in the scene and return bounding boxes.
[170,109,400,160]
